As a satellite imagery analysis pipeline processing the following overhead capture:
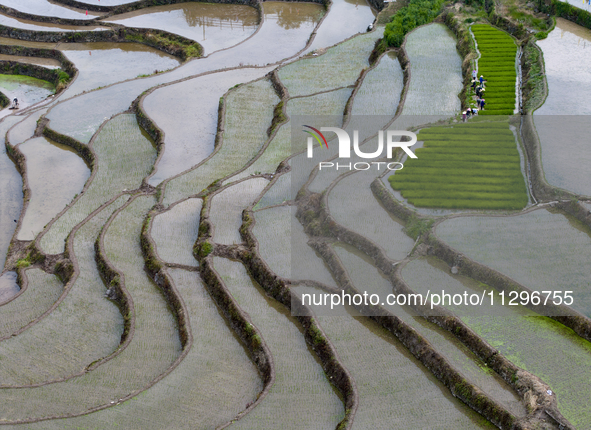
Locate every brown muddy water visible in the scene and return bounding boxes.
[0,0,102,20]
[59,42,180,96]
[103,3,259,55]
[0,36,58,49]
[307,0,375,52]
[17,137,90,241]
[0,54,60,69]
[0,12,107,32]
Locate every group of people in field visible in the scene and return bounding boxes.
[462,69,486,122]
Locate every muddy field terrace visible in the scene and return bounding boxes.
[0,0,590,428]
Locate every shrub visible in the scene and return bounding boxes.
[383,0,446,47]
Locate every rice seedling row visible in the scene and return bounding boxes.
[212,257,343,429]
[151,198,202,267]
[0,268,62,342]
[0,196,127,386]
[436,208,591,317]
[17,137,90,241]
[210,178,269,246]
[162,78,278,206]
[145,69,272,186]
[253,171,292,210]
[25,268,263,429]
[332,245,526,420]
[40,114,157,254]
[401,24,463,116]
[389,120,528,210]
[471,24,517,115]
[278,30,381,97]
[0,196,182,421]
[253,205,337,287]
[401,256,591,428]
[327,170,415,260]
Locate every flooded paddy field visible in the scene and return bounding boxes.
[401,256,591,427]
[151,198,202,267]
[534,18,591,196]
[103,3,259,54]
[0,0,101,20]
[214,257,344,429]
[0,197,126,386]
[436,209,591,317]
[17,136,90,241]
[0,1,589,428]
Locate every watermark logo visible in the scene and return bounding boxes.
[303,126,418,171]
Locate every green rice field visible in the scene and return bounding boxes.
[471,24,517,115]
[389,119,529,210]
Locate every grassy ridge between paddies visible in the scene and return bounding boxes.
[389,119,528,210]
[471,25,517,115]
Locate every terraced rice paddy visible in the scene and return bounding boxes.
[0,271,18,304]
[0,197,126,386]
[0,268,62,340]
[40,114,156,254]
[253,205,336,287]
[0,13,106,31]
[0,115,25,270]
[294,284,496,429]
[60,43,180,96]
[21,267,262,429]
[17,137,90,241]
[0,74,54,114]
[328,170,415,259]
[471,24,518,115]
[278,30,381,96]
[388,119,529,209]
[145,69,272,185]
[402,24,463,116]
[436,209,591,316]
[0,0,100,20]
[0,1,589,428]
[534,19,591,196]
[213,257,344,429]
[161,69,276,205]
[151,198,202,267]
[307,0,376,52]
[332,245,525,418]
[210,178,268,245]
[401,256,591,427]
[103,3,259,54]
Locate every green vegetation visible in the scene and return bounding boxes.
[383,0,446,47]
[389,119,528,210]
[471,24,517,115]
[551,0,591,30]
